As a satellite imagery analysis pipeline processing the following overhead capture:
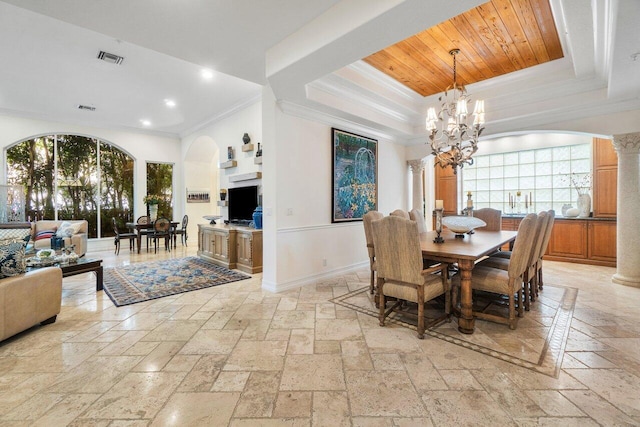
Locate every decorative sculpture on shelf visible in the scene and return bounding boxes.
[242,133,251,144]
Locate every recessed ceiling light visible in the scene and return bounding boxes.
[164,99,176,108]
[140,120,151,127]
[201,69,214,80]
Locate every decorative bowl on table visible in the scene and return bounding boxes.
[442,216,487,237]
[203,215,223,225]
[36,249,55,259]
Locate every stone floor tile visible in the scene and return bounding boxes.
[287,329,315,354]
[280,354,345,391]
[273,391,312,418]
[233,371,280,417]
[211,371,250,391]
[439,369,484,390]
[312,391,350,427]
[150,392,240,426]
[564,368,640,417]
[224,340,287,371]
[422,390,515,426]
[178,329,243,355]
[132,341,185,372]
[524,390,585,416]
[315,318,363,341]
[81,372,186,419]
[346,370,427,417]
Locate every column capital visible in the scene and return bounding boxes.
[613,132,640,154]
[407,158,426,173]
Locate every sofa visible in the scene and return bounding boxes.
[33,220,88,256]
[0,267,63,342]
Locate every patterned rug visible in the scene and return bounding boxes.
[331,284,577,378]
[103,257,251,306]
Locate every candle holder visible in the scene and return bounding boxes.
[433,208,444,243]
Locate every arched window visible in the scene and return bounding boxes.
[6,134,134,239]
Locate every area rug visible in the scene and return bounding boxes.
[331,284,577,378]
[103,257,251,307]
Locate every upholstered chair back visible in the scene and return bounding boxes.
[529,211,549,266]
[372,215,423,285]
[409,208,427,234]
[539,210,556,257]
[363,211,384,258]
[390,209,410,220]
[507,213,538,280]
[472,208,502,231]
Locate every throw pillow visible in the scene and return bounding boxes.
[35,229,57,241]
[56,221,82,237]
[0,240,27,279]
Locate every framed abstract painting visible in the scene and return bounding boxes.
[331,128,378,223]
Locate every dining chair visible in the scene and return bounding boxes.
[535,210,556,294]
[455,214,538,329]
[472,208,502,231]
[409,208,428,233]
[136,215,153,251]
[112,217,136,255]
[173,214,189,247]
[363,210,384,294]
[150,217,172,253]
[480,212,547,311]
[390,209,410,220]
[371,215,450,339]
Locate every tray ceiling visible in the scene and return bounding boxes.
[363,0,563,97]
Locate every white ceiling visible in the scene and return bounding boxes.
[1,0,639,141]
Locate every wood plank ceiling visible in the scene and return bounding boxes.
[363,0,563,97]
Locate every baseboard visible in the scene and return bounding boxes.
[261,261,369,293]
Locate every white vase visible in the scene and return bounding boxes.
[149,203,158,222]
[577,193,591,218]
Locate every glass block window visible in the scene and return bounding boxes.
[461,143,591,214]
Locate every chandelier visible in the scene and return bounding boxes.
[425,49,485,174]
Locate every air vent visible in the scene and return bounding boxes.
[97,50,124,65]
[77,105,96,111]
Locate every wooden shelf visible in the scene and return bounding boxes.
[241,143,254,152]
[217,200,228,207]
[229,172,262,182]
[220,160,237,169]
[254,157,262,165]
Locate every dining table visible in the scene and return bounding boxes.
[420,229,517,334]
[126,221,180,253]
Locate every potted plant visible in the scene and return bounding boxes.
[143,194,162,221]
[220,189,227,201]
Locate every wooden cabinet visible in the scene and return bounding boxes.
[198,224,237,269]
[198,224,262,272]
[435,165,458,215]
[501,217,616,267]
[236,228,263,274]
[592,137,617,218]
[587,221,617,263]
[547,220,588,259]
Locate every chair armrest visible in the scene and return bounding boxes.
[421,264,443,276]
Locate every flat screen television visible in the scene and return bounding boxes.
[228,185,258,223]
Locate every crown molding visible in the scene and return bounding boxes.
[277,100,400,143]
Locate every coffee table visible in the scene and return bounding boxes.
[27,257,103,291]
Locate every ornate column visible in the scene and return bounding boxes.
[407,158,426,212]
[612,133,640,288]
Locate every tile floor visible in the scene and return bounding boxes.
[1,245,639,426]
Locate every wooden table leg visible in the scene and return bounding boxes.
[457,259,475,334]
[137,233,142,254]
[96,266,103,291]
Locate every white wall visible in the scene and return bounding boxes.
[0,114,182,250]
[180,100,263,238]
[262,96,409,292]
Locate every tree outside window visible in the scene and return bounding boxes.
[146,162,173,220]
[6,135,134,238]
